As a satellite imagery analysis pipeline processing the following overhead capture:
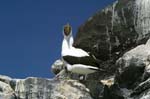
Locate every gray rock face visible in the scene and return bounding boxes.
[15,78,93,99]
[0,75,12,84]
[132,78,150,96]
[51,59,64,75]
[0,81,16,99]
[134,0,150,39]
[0,75,93,99]
[116,39,150,88]
[136,89,150,99]
[74,0,150,75]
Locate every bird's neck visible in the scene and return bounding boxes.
[62,35,73,49]
[62,38,70,50]
[69,36,74,47]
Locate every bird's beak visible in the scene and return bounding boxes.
[63,23,71,36]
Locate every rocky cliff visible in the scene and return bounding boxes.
[0,75,93,99]
[1,0,150,99]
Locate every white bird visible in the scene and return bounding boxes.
[61,23,105,76]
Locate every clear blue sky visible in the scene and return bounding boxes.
[0,0,115,78]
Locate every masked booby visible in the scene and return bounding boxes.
[61,23,105,75]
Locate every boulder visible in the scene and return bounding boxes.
[15,77,93,99]
[51,59,64,75]
[116,39,150,88]
[0,75,12,84]
[0,81,16,99]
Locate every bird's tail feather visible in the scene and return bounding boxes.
[89,67,106,72]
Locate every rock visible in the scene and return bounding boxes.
[15,77,93,99]
[121,88,133,99]
[131,78,150,99]
[100,77,115,87]
[51,59,64,75]
[136,88,150,99]
[103,84,125,99]
[81,80,104,99]
[143,64,150,81]
[115,41,150,88]
[131,78,150,96]
[0,75,134,99]
[0,75,16,91]
[0,75,95,99]
[142,39,150,81]
[74,0,150,77]
[134,0,150,40]
[0,75,12,84]
[51,59,81,80]
[0,81,16,99]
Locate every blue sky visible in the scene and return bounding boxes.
[0,0,115,78]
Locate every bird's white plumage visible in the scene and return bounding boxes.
[66,64,98,74]
[71,47,89,57]
[61,24,99,75]
[61,36,89,57]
